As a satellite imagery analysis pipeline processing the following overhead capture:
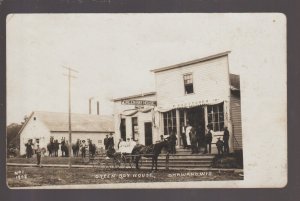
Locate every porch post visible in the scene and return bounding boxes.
[176,109,181,147]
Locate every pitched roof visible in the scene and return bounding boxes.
[25,111,114,133]
[150,51,231,73]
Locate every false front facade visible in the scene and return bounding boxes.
[113,51,242,153]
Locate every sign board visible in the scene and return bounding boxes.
[121,99,157,106]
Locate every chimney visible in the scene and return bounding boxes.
[89,97,94,114]
[97,101,100,115]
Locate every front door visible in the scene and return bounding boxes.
[120,119,126,141]
[144,122,153,146]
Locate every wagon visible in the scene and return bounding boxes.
[89,150,136,169]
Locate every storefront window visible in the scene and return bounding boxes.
[207,103,224,131]
[163,110,176,135]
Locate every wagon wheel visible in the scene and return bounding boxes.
[120,154,128,169]
[125,155,133,169]
[113,157,121,169]
[95,158,104,169]
[103,157,112,170]
[83,156,90,164]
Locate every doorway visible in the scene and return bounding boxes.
[187,106,205,139]
[144,122,153,146]
[120,118,126,141]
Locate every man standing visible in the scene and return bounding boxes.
[80,140,87,158]
[108,133,114,149]
[104,134,109,150]
[223,127,230,154]
[204,125,213,154]
[190,127,198,154]
[25,139,33,158]
[36,144,42,167]
[196,125,204,153]
[216,137,224,156]
[169,129,177,154]
[181,125,188,149]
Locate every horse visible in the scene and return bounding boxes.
[47,142,54,157]
[47,137,55,157]
[88,140,96,157]
[131,139,170,170]
[61,139,69,157]
[72,140,80,157]
[54,139,59,157]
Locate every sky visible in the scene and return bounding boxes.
[6,13,286,124]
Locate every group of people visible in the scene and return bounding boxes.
[167,123,230,155]
[103,133,115,150]
[215,127,230,155]
[175,123,207,154]
[117,138,137,154]
[24,138,44,166]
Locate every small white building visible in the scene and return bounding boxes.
[113,51,242,153]
[19,111,114,155]
[112,92,158,146]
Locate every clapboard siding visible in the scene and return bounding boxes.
[230,94,243,150]
[155,56,231,108]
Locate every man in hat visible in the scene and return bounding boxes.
[216,137,224,156]
[169,129,177,154]
[223,127,230,154]
[25,139,33,158]
[104,134,109,150]
[80,140,87,158]
[36,144,42,167]
[108,133,114,149]
[190,127,198,154]
[204,125,213,154]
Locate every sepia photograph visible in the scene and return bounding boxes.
[6,13,286,189]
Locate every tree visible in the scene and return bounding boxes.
[7,123,22,149]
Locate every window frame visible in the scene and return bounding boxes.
[207,103,225,132]
[183,73,194,95]
[163,110,177,135]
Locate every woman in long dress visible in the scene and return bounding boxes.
[185,124,192,148]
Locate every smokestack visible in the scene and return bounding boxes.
[97,101,100,115]
[89,99,91,114]
[89,97,94,114]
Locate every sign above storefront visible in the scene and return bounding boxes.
[121,99,157,106]
[172,98,222,109]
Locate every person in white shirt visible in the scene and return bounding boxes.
[185,123,192,148]
[118,138,126,153]
[80,140,88,158]
[129,138,137,152]
[123,138,130,153]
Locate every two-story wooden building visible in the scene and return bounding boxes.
[113,51,242,153]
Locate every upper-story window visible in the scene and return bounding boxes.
[183,73,194,94]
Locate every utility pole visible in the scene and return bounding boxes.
[63,66,78,168]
